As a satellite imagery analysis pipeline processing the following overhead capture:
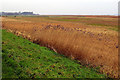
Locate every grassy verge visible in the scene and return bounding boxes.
[2,30,106,78]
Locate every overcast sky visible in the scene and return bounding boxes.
[1,0,120,15]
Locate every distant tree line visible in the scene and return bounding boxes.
[0,12,39,16]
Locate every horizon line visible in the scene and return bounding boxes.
[0,11,118,16]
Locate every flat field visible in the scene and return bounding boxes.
[2,15,118,78]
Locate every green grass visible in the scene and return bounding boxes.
[2,30,106,78]
[108,27,118,31]
[87,23,118,31]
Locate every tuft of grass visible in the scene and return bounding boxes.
[2,30,106,78]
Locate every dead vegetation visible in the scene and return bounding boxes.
[2,16,119,78]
